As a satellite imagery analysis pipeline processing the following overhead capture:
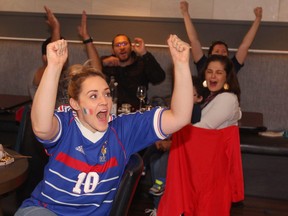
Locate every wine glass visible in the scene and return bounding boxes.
[136,86,147,111]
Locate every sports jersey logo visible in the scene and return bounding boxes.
[57,105,71,112]
[99,141,108,163]
[75,145,85,155]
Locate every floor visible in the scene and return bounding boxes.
[127,172,288,216]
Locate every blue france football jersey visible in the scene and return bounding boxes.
[20,106,167,215]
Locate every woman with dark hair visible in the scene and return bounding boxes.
[180,0,262,75]
[196,55,241,128]
[158,55,243,216]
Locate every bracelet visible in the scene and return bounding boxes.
[83,37,93,44]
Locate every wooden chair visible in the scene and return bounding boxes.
[14,105,48,203]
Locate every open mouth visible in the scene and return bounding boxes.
[209,81,218,87]
[119,52,127,57]
[97,111,108,120]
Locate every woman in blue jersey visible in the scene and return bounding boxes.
[15,35,193,216]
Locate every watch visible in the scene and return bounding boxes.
[83,37,93,44]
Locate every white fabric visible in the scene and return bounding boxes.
[195,92,241,129]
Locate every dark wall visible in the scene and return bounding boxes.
[1,11,288,51]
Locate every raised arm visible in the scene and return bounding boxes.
[44,6,61,42]
[161,35,193,135]
[32,6,61,88]
[180,1,204,63]
[235,7,263,64]
[78,10,102,71]
[133,37,166,84]
[31,40,68,140]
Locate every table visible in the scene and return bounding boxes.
[0,149,28,196]
[240,131,288,200]
[240,131,288,156]
[0,94,31,112]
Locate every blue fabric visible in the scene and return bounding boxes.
[19,106,167,216]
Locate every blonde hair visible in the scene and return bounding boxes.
[67,60,106,100]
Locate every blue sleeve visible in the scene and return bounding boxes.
[110,107,168,155]
[35,106,74,153]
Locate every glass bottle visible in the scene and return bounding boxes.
[109,76,118,115]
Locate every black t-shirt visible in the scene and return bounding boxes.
[102,52,165,109]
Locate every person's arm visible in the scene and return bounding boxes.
[78,10,102,71]
[32,66,45,86]
[31,40,68,140]
[44,6,61,42]
[141,52,166,84]
[32,6,61,88]
[235,7,263,65]
[132,37,165,84]
[161,35,193,135]
[102,55,120,67]
[180,1,204,63]
[155,139,171,152]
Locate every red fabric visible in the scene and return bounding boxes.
[158,125,244,216]
[15,106,25,122]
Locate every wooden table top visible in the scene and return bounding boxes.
[0,149,28,196]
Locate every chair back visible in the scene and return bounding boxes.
[15,105,49,202]
[238,111,267,133]
[110,153,143,216]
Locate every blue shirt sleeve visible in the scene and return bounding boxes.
[109,107,168,155]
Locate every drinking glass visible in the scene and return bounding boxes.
[136,86,147,111]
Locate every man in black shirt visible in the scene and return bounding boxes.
[102,34,166,110]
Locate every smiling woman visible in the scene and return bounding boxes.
[15,35,194,216]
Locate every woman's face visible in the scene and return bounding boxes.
[211,44,228,56]
[71,76,112,132]
[205,61,227,92]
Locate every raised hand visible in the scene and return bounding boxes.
[167,34,190,64]
[254,7,263,19]
[180,1,189,15]
[132,37,147,56]
[78,10,90,40]
[44,6,60,33]
[46,39,68,68]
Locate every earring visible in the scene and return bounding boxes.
[223,83,229,90]
[202,80,207,88]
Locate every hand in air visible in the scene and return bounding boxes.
[46,39,68,66]
[180,1,189,15]
[78,10,90,40]
[254,7,263,19]
[44,6,60,31]
[132,37,147,56]
[167,34,190,64]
